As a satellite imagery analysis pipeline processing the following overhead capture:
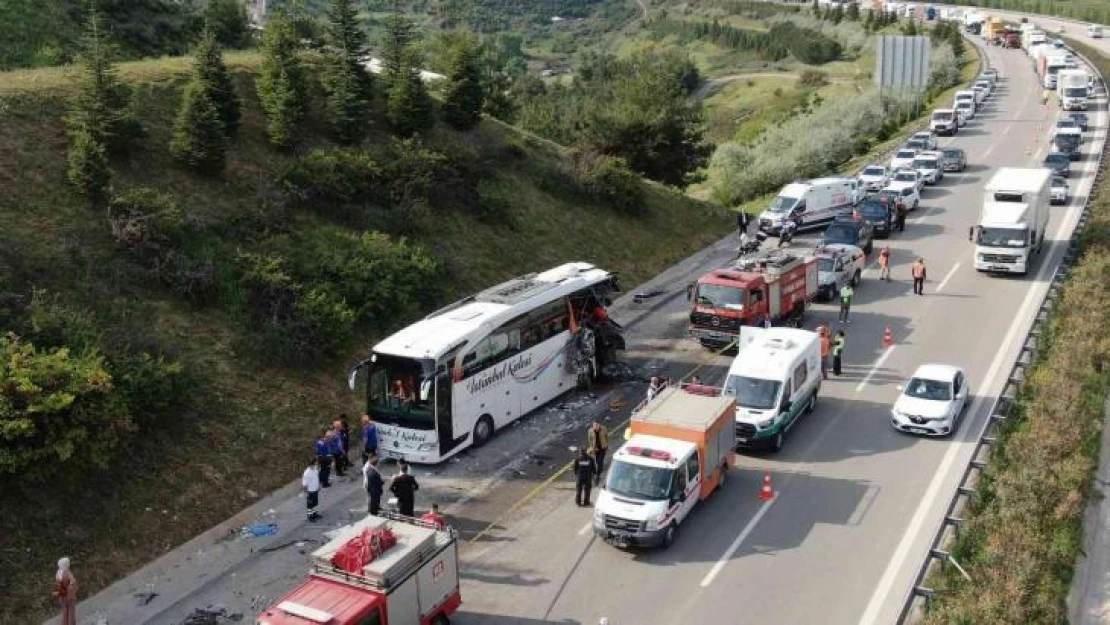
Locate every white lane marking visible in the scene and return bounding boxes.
[981,142,997,161]
[700,495,777,588]
[857,121,1101,624]
[855,346,896,393]
[936,262,961,293]
[578,521,592,537]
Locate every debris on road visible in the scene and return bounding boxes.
[133,591,158,606]
[243,523,278,538]
[180,605,243,625]
[633,288,665,303]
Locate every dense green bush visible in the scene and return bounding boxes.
[770,22,842,64]
[107,187,187,260]
[645,17,787,62]
[571,149,646,215]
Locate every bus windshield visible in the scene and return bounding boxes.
[605,459,674,501]
[367,353,436,430]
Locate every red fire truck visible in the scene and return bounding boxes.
[256,514,460,625]
[688,249,819,348]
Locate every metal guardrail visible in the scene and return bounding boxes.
[894,40,1110,625]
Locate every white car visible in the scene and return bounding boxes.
[974,79,993,96]
[891,364,971,437]
[955,100,975,123]
[910,131,938,150]
[972,86,987,105]
[890,168,925,192]
[912,153,943,185]
[858,164,890,191]
[1050,175,1068,205]
[879,184,921,212]
[890,149,917,171]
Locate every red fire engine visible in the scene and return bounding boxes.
[688,248,819,348]
[256,514,460,625]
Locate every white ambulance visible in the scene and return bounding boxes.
[758,177,861,235]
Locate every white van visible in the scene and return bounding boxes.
[723,327,822,452]
[758,177,860,234]
[1089,25,1103,39]
[954,89,977,111]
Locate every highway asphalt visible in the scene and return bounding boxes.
[454,38,1109,625]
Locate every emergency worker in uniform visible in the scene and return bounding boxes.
[574,448,598,507]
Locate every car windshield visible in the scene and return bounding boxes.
[696,284,744,309]
[723,374,782,410]
[978,227,1028,248]
[1052,177,1067,188]
[957,102,972,110]
[768,195,798,213]
[1045,154,1069,165]
[817,257,836,272]
[904,377,952,401]
[877,191,898,203]
[824,224,858,244]
[913,158,937,169]
[605,460,674,501]
[942,149,962,158]
[931,112,950,121]
[906,140,925,149]
[863,166,885,176]
[1064,87,1087,97]
[1056,120,1078,128]
[895,150,915,159]
[857,203,887,218]
[894,172,916,182]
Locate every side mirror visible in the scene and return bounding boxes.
[896,384,905,392]
[420,379,432,402]
[781,401,793,415]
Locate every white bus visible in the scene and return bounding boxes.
[348,262,625,464]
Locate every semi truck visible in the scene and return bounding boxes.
[1058,69,1091,110]
[594,384,734,549]
[972,168,1052,276]
[687,248,819,349]
[256,514,460,625]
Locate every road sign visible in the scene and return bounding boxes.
[875,36,932,91]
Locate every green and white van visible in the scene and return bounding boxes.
[723,326,822,452]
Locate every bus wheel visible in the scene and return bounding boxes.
[473,415,495,448]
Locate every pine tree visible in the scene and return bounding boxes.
[388,53,434,137]
[170,78,228,174]
[65,0,139,196]
[66,126,112,198]
[193,28,241,137]
[864,8,875,31]
[440,35,484,130]
[382,10,416,91]
[257,11,307,147]
[322,0,370,143]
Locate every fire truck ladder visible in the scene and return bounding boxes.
[729,248,805,275]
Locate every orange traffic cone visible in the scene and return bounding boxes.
[758,472,775,501]
[882,325,894,349]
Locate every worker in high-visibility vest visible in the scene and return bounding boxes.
[911,258,927,296]
[832,331,846,377]
[818,326,831,380]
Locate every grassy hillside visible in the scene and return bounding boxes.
[0,52,728,621]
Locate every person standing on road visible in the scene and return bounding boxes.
[390,463,420,517]
[586,420,610,487]
[421,503,448,530]
[328,425,346,478]
[896,201,907,232]
[315,429,332,488]
[361,413,378,465]
[334,417,350,477]
[818,326,830,380]
[737,210,751,238]
[879,246,892,281]
[838,283,854,323]
[833,331,846,376]
[912,258,927,295]
[646,375,665,402]
[574,448,598,507]
[54,557,77,625]
[362,455,384,515]
[302,457,321,522]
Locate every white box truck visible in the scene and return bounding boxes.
[1044,53,1069,89]
[1058,69,1091,110]
[972,168,1052,276]
[757,177,860,234]
[594,385,734,549]
[724,326,822,452]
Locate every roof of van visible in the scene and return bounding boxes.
[728,327,819,380]
[617,434,697,469]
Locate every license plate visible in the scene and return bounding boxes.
[911,428,931,434]
[608,530,631,543]
[989,265,1009,271]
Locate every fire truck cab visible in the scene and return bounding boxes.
[257,514,460,625]
[688,249,819,349]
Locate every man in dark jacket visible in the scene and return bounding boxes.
[315,429,332,488]
[574,449,598,507]
[363,456,384,515]
[390,464,420,517]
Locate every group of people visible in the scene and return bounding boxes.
[818,325,847,378]
[300,412,447,530]
[573,420,611,507]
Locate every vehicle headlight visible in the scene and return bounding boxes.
[593,507,604,524]
[757,417,775,429]
[645,513,667,531]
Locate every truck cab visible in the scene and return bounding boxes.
[688,250,818,348]
[1052,127,1082,160]
[594,387,735,549]
[973,168,1051,276]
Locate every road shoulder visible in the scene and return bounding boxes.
[1068,396,1110,625]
